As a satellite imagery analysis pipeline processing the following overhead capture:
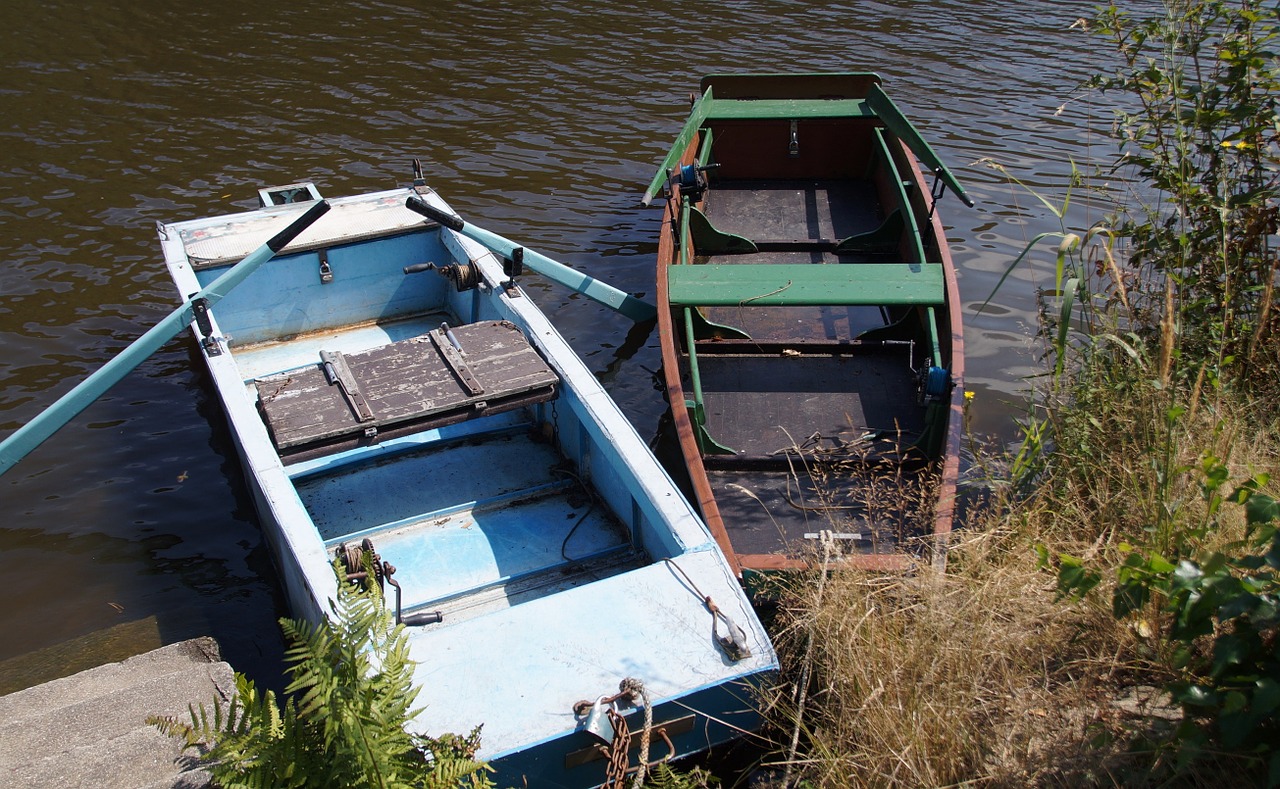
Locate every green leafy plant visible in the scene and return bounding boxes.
[150,566,491,789]
[1051,462,1280,782]
[1088,0,1280,397]
[643,762,720,789]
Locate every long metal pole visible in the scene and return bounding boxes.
[0,199,330,477]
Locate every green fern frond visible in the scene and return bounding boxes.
[646,762,721,789]
[420,757,494,788]
[145,714,199,748]
[151,563,491,788]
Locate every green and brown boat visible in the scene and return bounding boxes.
[645,73,972,575]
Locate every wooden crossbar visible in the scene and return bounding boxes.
[667,262,944,307]
[702,98,875,120]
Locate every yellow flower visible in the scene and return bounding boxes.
[964,390,976,404]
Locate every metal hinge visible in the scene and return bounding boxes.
[429,323,484,395]
[319,350,375,422]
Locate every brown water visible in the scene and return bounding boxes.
[0,0,1116,688]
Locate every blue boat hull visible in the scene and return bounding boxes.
[158,182,778,787]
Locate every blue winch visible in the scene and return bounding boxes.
[919,365,951,404]
[672,162,717,202]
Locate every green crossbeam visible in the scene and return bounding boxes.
[701,97,874,121]
[667,263,944,307]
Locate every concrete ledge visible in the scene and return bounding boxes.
[0,637,233,789]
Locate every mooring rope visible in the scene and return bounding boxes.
[663,558,752,661]
[619,677,652,789]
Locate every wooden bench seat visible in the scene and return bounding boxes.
[666,262,944,308]
[701,97,874,121]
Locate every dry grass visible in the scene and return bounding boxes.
[764,526,1130,787]
[759,381,1280,788]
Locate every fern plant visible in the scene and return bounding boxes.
[150,565,491,789]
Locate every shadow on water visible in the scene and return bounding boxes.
[0,340,288,694]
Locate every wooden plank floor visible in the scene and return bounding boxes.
[697,353,924,459]
[297,429,636,610]
[701,302,891,344]
[686,178,939,559]
[703,178,881,241]
[708,461,936,558]
[256,320,557,454]
[696,178,901,341]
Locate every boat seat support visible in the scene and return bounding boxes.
[834,209,904,254]
[872,127,928,267]
[682,307,736,456]
[688,207,757,255]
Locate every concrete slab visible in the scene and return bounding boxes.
[0,637,232,789]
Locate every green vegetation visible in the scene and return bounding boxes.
[150,566,491,789]
[766,1,1280,786]
[1089,0,1279,400]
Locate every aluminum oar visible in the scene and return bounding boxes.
[0,199,331,477]
[405,197,656,323]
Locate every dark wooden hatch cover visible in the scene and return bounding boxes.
[256,320,558,458]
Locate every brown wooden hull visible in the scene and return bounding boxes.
[652,74,966,575]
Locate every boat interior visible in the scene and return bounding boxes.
[187,217,665,625]
[666,89,952,557]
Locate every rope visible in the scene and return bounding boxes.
[336,539,385,589]
[619,678,652,789]
[663,559,752,661]
[738,279,793,305]
[442,261,481,291]
[551,466,597,560]
[577,677,656,789]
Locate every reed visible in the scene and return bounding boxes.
[765,382,1276,786]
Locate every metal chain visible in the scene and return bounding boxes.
[574,677,656,789]
[602,709,631,788]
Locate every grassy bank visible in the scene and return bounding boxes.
[769,381,1277,786]
[766,1,1280,785]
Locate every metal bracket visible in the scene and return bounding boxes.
[430,323,485,395]
[804,531,865,541]
[564,714,694,769]
[412,158,431,195]
[319,350,375,422]
[928,168,948,220]
[503,246,524,292]
[190,297,222,357]
[318,249,333,284]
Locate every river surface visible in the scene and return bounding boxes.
[0,0,1119,689]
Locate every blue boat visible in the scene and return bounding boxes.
[153,175,777,787]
